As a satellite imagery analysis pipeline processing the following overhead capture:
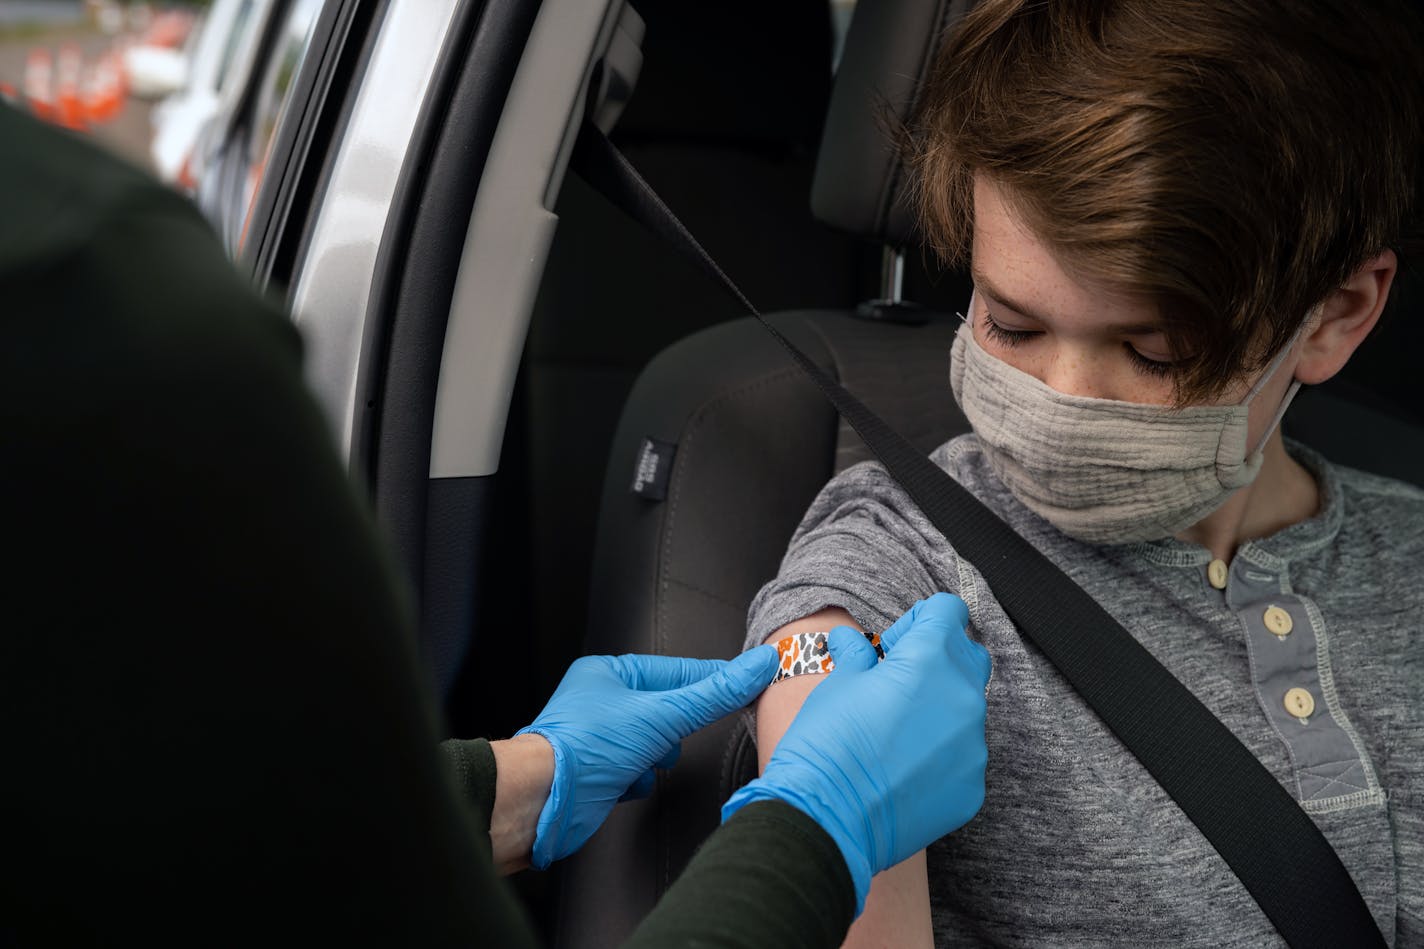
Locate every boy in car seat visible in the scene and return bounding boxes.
[747,0,1424,945]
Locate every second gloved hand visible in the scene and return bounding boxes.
[722,593,992,913]
[516,646,778,869]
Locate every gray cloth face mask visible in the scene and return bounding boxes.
[949,296,1305,545]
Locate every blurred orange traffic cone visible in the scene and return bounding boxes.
[105,50,127,121]
[81,63,102,123]
[83,51,124,124]
[55,44,85,130]
[23,48,56,122]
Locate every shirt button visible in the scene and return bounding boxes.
[1207,559,1229,589]
[1263,605,1294,637]
[1284,687,1316,720]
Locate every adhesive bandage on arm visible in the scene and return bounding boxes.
[771,629,884,684]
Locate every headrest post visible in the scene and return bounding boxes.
[881,246,905,304]
[856,245,927,325]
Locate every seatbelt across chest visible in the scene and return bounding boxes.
[569,120,1387,949]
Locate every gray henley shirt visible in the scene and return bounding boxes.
[746,434,1423,947]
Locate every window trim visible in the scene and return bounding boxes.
[242,0,388,293]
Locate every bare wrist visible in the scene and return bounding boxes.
[489,733,555,874]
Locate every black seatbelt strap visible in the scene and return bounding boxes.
[570,121,1386,949]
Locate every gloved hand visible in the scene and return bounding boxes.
[516,646,778,869]
[722,593,992,913]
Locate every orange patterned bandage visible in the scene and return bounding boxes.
[771,629,884,684]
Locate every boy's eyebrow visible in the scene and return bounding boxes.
[971,267,1164,335]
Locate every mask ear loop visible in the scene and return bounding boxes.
[955,291,979,326]
[1244,305,1319,454]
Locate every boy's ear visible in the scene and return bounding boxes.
[1295,249,1397,386]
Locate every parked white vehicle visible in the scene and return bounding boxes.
[148,0,270,188]
[122,43,186,99]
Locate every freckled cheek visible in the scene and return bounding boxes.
[976,335,1050,385]
[1123,376,1178,405]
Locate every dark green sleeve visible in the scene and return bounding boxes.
[625,801,856,949]
[434,739,858,949]
[0,111,536,947]
[443,737,500,827]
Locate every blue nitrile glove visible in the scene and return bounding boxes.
[515,646,778,869]
[722,593,992,914]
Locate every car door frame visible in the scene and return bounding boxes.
[241,0,388,291]
[255,0,639,718]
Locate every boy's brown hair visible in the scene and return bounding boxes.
[903,0,1424,403]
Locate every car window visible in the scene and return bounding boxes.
[213,0,257,92]
[235,0,324,251]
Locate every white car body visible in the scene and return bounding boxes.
[149,0,270,186]
[122,44,186,99]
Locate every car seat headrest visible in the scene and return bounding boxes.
[617,0,832,150]
[811,0,972,248]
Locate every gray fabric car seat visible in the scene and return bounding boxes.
[553,1,1424,945]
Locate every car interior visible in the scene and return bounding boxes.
[219,0,1424,942]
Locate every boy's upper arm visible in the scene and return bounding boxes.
[745,466,951,948]
[744,461,948,661]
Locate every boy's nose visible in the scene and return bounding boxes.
[1038,346,1116,401]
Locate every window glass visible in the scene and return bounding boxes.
[236,0,324,251]
[213,0,256,92]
